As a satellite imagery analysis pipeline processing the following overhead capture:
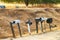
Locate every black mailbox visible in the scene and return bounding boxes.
[35,18,40,22]
[13,21,15,24]
[46,18,53,24]
[46,18,53,31]
[26,20,32,26]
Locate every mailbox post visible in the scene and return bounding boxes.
[10,22,15,38]
[46,18,53,31]
[10,20,22,37]
[17,23,22,37]
[40,21,43,32]
[26,19,32,35]
[35,18,40,33]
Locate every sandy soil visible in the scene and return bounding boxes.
[0,30,60,40]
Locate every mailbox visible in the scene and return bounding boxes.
[39,17,47,32]
[11,20,20,24]
[46,18,53,24]
[26,20,32,26]
[46,18,53,31]
[39,17,45,32]
[26,19,32,35]
[39,17,44,22]
[10,20,22,37]
[35,17,47,33]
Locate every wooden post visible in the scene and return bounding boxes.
[36,22,38,33]
[40,22,43,32]
[49,23,51,31]
[43,21,46,32]
[26,19,32,35]
[27,24,31,35]
[17,23,22,37]
[10,22,15,38]
[35,18,40,33]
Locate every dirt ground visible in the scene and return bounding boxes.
[0,8,60,39]
[0,29,60,40]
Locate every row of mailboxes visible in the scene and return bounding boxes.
[10,17,54,38]
[35,17,53,33]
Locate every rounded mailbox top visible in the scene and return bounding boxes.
[35,17,47,22]
[46,18,53,23]
[26,19,32,25]
[35,17,40,22]
[41,17,47,21]
[40,17,47,22]
[10,20,20,24]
